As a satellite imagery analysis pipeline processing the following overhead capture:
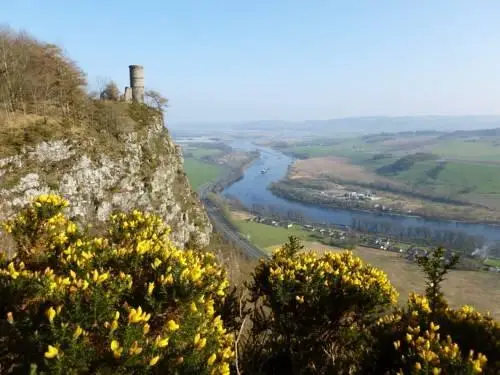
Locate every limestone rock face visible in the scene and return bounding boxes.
[0,117,211,249]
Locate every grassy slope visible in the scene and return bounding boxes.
[183,157,225,190]
[394,161,500,196]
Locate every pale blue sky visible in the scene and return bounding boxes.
[3,1,500,124]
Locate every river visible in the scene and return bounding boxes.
[222,140,500,245]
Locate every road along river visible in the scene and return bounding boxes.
[222,140,500,246]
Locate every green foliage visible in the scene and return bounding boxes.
[416,247,459,315]
[0,195,233,374]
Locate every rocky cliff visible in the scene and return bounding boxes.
[0,106,212,249]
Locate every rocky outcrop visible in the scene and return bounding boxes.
[0,115,211,249]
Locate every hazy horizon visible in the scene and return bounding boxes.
[5,1,500,124]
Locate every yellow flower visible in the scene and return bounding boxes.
[147,282,155,296]
[6,312,14,324]
[143,323,150,335]
[149,355,160,366]
[414,362,422,370]
[430,322,440,332]
[129,341,143,355]
[152,258,162,269]
[190,302,198,312]
[156,335,170,348]
[46,307,57,323]
[110,340,123,358]
[167,319,180,331]
[110,340,120,351]
[73,325,83,339]
[207,353,217,366]
[110,320,119,331]
[114,311,120,321]
[196,337,207,350]
[44,345,59,359]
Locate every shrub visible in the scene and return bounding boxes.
[243,236,398,374]
[0,194,233,374]
[365,248,499,375]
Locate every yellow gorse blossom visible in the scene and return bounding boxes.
[147,282,155,295]
[110,340,123,358]
[207,353,217,366]
[149,355,160,366]
[167,319,180,331]
[46,307,57,323]
[128,306,151,324]
[44,345,59,359]
[73,325,84,339]
[155,335,170,348]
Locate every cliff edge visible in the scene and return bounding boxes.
[0,107,212,249]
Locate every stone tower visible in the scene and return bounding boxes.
[128,65,145,103]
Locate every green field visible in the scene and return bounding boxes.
[188,147,223,158]
[484,258,500,268]
[183,158,225,190]
[429,140,500,161]
[280,140,375,160]
[232,219,313,249]
[391,160,500,198]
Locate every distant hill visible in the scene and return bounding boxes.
[170,116,500,138]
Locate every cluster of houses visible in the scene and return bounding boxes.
[343,191,376,201]
[371,238,403,253]
[250,216,294,229]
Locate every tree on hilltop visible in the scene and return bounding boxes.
[0,26,87,117]
[100,80,121,101]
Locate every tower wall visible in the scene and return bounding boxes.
[129,65,144,103]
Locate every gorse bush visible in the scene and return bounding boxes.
[243,236,398,374]
[0,196,499,374]
[0,195,233,374]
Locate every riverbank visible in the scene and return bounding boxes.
[269,175,500,227]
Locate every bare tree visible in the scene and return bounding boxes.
[145,89,168,111]
[0,26,87,118]
[100,80,120,101]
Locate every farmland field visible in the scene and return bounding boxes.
[232,217,313,249]
[188,147,224,158]
[183,158,225,190]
